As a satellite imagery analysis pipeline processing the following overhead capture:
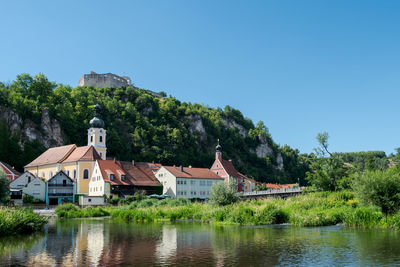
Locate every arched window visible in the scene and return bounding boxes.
[41,172,45,178]
[49,171,53,178]
[67,170,70,177]
[83,169,89,179]
[100,136,103,143]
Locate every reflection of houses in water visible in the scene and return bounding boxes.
[87,223,105,267]
[156,225,177,262]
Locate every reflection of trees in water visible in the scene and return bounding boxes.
[209,225,314,266]
[352,229,400,265]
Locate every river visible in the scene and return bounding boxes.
[1,219,400,266]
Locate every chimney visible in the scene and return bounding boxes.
[132,160,135,166]
[180,166,183,172]
[113,157,116,163]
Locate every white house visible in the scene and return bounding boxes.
[23,177,46,202]
[155,166,224,199]
[9,172,37,203]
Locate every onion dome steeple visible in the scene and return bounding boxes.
[89,104,105,128]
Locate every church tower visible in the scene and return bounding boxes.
[88,104,107,160]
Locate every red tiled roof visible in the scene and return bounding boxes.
[220,159,239,178]
[0,161,21,176]
[25,144,76,168]
[98,160,161,187]
[63,146,101,162]
[163,166,224,180]
[120,161,161,186]
[238,172,256,183]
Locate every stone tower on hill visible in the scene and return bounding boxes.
[78,71,131,87]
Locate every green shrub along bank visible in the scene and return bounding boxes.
[55,192,400,229]
[0,208,47,235]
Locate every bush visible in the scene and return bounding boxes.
[22,194,44,204]
[343,206,383,227]
[0,208,47,235]
[352,169,400,215]
[257,203,288,225]
[134,191,146,201]
[55,203,78,214]
[209,181,239,206]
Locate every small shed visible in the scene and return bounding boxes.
[79,195,105,207]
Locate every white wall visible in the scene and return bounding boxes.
[10,172,36,190]
[156,167,177,198]
[23,177,46,202]
[88,161,107,196]
[155,167,223,199]
[79,195,105,206]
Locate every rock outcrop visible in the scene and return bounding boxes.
[0,107,64,148]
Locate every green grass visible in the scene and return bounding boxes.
[0,208,47,235]
[54,192,400,228]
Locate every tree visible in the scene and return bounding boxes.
[306,132,349,191]
[0,170,9,203]
[209,181,239,206]
[352,168,400,216]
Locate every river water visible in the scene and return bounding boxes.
[1,219,400,266]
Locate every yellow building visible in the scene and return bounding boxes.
[24,104,107,195]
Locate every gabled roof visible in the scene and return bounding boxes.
[120,162,161,186]
[48,170,74,182]
[98,160,161,187]
[63,146,101,162]
[163,166,223,180]
[25,144,76,168]
[238,172,256,183]
[219,159,240,178]
[0,161,21,176]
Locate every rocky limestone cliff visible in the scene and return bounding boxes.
[0,107,64,149]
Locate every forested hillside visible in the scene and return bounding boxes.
[0,73,311,184]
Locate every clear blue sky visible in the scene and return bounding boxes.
[1,0,400,155]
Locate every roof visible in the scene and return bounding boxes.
[63,146,101,162]
[163,166,224,180]
[0,161,21,176]
[98,160,160,187]
[25,144,76,168]
[238,172,256,183]
[120,161,161,186]
[220,159,240,178]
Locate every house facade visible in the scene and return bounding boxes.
[155,166,224,199]
[24,104,105,195]
[46,171,75,205]
[210,143,246,191]
[89,160,161,198]
[23,177,46,202]
[9,172,37,203]
[0,161,21,182]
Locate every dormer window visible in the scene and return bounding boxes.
[121,175,126,181]
[110,174,115,180]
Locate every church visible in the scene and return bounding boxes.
[24,104,107,195]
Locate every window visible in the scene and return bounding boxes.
[73,170,76,179]
[90,136,93,142]
[28,177,31,183]
[200,181,206,186]
[41,172,45,178]
[100,136,103,143]
[83,169,89,179]
[110,174,115,180]
[184,180,187,185]
[49,171,53,178]
[88,199,92,202]
[100,153,102,158]
[121,175,126,181]
[63,180,67,186]
[191,180,195,185]
[67,170,70,176]
[207,181,212,186]
[216,171,219,174]
[217,164,218,167]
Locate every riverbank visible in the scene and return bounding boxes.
[0,208,48,235]
[55,192,400,228]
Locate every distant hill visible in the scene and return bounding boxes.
[0,73,309,184]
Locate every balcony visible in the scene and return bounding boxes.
[48,193,73,197]
[48,184,73,187]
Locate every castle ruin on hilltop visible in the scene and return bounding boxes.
[78,71,132,87]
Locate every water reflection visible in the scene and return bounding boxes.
[2,220,400,266]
